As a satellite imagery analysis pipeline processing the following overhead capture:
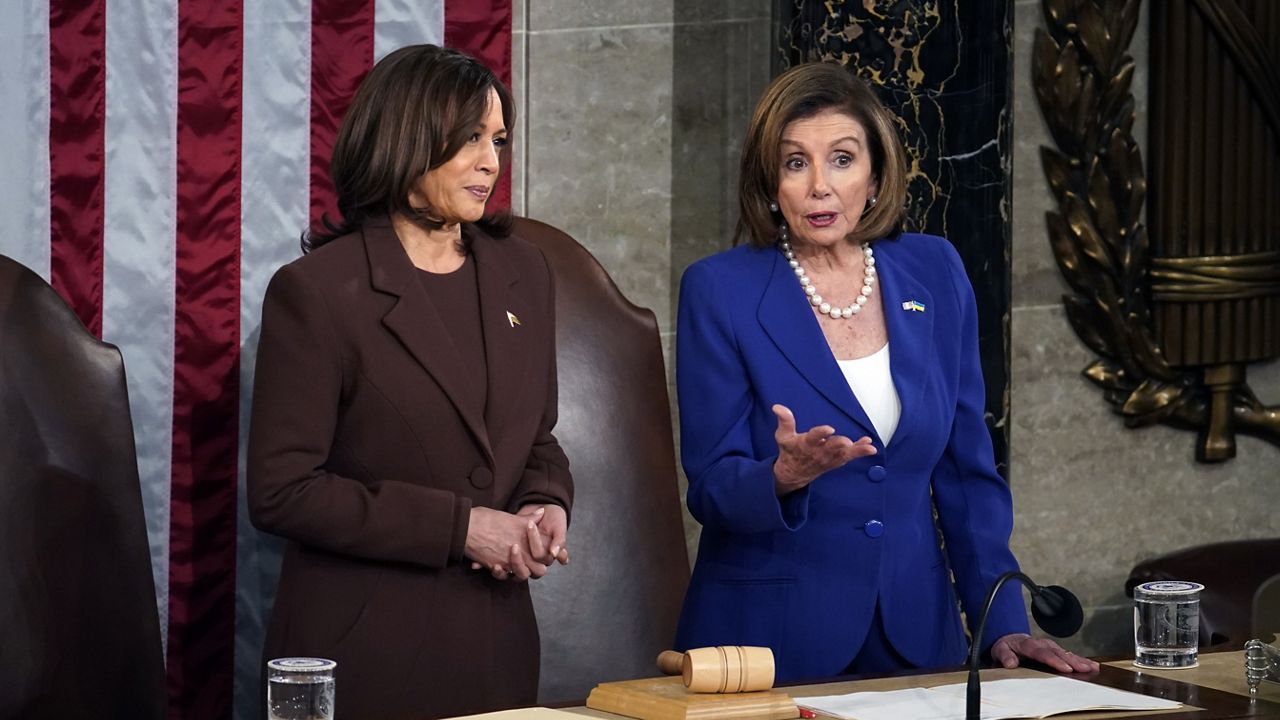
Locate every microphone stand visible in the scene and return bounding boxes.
[966,571,1083,720]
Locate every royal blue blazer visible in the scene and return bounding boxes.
[673,233,1029,681]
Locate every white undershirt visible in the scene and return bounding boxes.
[836,343,900,446]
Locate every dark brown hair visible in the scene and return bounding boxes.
[303,44,514,252]
[736,62,907,247]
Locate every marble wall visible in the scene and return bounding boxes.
[513,0,771,332]
[1010,0,1280,656]
[511,0,773,554]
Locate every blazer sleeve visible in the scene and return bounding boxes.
[248,261,471,569]
[508,249,574,518]
[677,260,811,535]
[929,240,1030,647]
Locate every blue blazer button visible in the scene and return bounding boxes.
[864,519,884,538]
[868,465,887,482]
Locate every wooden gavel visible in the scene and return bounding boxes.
[655,646,775,693]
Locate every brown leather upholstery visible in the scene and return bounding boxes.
[1253,573,1280,640]
[1126,539,1280,650]
[514,218,691,703]
[0,255,165,719]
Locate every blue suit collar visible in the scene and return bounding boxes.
[757,247,879,441]
[755,240,934,448]
[875,240,934,448]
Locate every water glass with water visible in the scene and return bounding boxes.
[1133,580,1202,669]
[267,657,336,720]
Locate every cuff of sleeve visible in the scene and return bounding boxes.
[449,496,473,563]
[512,495,569,521]
[777,484,811,529]
[757,456,809,531]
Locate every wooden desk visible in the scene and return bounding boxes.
[547,650,1280,719]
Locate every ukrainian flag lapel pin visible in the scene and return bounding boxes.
[900,300,926,313]
[506,310,521,327]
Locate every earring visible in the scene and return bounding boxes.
[868,196,878,208]
[769,201,779,212]
[779,221,789,242]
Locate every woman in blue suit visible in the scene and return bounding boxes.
[674,62,1098,681]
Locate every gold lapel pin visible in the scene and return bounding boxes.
[506,310,521,327]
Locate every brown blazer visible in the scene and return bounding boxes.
[248,217,572,719]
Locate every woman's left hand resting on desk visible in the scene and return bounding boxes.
[991,633,1101,673]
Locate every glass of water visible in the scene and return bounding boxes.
[267,657,336,720]
[1133,580,1203,669]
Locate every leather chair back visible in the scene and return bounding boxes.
[1254,573,1280,641]
[513,218,691,703]
[0,255,165,719]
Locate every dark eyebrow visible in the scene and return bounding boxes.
[780,136,863,149]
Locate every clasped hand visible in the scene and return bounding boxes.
[772,404,877,495]
[465,504,569,581]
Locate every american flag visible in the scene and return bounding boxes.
[0,2,513,717]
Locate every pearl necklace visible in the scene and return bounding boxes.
[781,240,876,320]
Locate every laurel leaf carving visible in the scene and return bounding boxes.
[1082,358,1123,390]
[1077,1,1110,73]
[1121,378,1187,425]
[1033,0,1213,449]
[1087,158,1120,249]
[1039,146,1073,200]
[1063,295,1114,358]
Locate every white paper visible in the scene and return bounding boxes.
[799,688,973,720]
[930,677,1181,715]
[798,676,1181,720]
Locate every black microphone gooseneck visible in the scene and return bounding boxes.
[965,571,1084,720]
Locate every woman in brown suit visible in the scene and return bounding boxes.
[248,45,572,719]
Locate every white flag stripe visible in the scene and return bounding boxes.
[235,2,312,716]
[374,0,445,62]
[240,6,312,347]
[0,0,50,279]
[103,0,179,648]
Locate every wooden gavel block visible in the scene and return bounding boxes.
[655,646,775,693]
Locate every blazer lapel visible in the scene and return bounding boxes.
[757,248,879,441]
[875,241,935,448]
[364,218,495,465]
[471,228,530,439]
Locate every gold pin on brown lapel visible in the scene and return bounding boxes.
[506,310,520,327]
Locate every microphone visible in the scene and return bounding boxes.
[966,571,1084,720]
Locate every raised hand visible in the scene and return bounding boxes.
[771,403,877,495]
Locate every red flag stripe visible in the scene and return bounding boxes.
[446,0,513,210]
[48,0,106,337]
[168,1,244,717]
[310,0,375,230]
